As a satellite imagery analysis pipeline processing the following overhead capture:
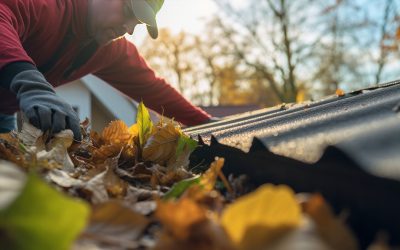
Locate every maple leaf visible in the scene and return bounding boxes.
[221,184,301,250]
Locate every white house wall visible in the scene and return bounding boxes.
[81,75,137,126]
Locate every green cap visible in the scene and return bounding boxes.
[130,0,164,39]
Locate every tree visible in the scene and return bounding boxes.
[139,29,200,98]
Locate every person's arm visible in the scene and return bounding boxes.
[93,39,211,126]
[0,5,81,139]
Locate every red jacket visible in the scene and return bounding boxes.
[0,0,210,126]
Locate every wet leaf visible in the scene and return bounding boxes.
[137,101,153,148]
[142,121,181,165]
[221,184,301,250]
[0,163,89,250]
[303,194,358,250]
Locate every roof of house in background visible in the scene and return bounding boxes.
[199,105,261,118]
[184,80,400,247]
[81,75,138,125]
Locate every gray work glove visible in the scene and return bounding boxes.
[10,70,82,141]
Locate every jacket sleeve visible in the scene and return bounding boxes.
[93,38,211,126]
[0,4,35,71]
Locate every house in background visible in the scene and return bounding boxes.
[55,75,138,132]
[56,75,261,131]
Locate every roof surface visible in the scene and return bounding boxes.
[186,80,400,180]
[184,80,400,247]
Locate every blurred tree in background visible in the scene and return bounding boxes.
[139,0,400,107]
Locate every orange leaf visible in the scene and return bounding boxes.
[155,198,208,240]
[303,194,358,249]
[91,143,124,164]
[101,120,133,145]
[335,89,345,97]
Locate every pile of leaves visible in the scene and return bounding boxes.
[0,102,371,250]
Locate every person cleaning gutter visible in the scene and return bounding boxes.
[0,0,212,140]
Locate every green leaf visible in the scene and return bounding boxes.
[0,163,90,250]
[175,134,198,158]
[137,101,153,148]
[163,175,201,200]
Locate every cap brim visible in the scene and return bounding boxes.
[131,0,159,39]
[146,25,158,39]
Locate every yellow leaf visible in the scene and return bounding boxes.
[296,89,306,103]
[101,120,133,145]
[128,123,139,137]
[142,121,181,165]
[200,157,224,192]
[221,184,301,250]
[184,158,224,201]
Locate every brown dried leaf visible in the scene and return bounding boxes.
[103,156,128,198]
[81,170,109,204]
[91,143,124,164]
[142,121,181,165]
[35,130,75,171]
[18,122,45,149]
[78,201,149,249]
[0,137,25,167]
[153,219,235,250]
[155,198,208,240]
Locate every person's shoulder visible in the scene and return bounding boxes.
[103,37,140,55]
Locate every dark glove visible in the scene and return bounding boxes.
[9,70,82,140]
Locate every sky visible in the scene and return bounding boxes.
[129,0,218,44]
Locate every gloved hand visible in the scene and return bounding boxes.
[9,70,82,141]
